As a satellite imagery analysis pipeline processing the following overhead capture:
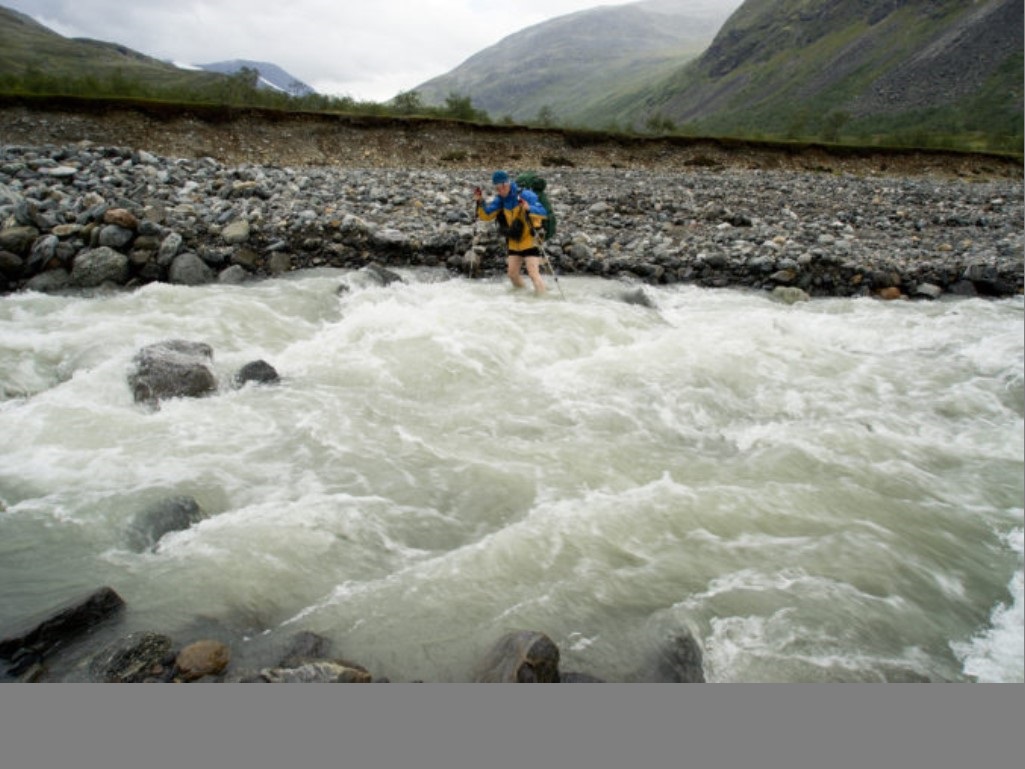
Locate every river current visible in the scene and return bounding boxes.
[1,269,1021,682]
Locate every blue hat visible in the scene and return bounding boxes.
[492,170,510,185]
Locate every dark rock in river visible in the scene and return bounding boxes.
[277,630,333,668]
[128,339,217,403]
[235,359,280,386]
[89,630,174,682]
[654,629,706,683]
[126,494,204,551]
[474,630,561,682]
[0,586,125,672]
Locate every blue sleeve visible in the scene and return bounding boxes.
[519,189,547,217]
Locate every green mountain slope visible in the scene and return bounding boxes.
[0,5,237,95]
[596,0,1023,147]
[413,0,741,126]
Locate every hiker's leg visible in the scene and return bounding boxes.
[524,257,547,294]
[507,254,526,288]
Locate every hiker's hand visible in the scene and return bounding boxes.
[519,197,530,210]
[473,187,482,201]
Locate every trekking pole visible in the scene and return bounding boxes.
[521,197,565,300]
[538,236,566,300]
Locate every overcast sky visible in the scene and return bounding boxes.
[5,0,668,102]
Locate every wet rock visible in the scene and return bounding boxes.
[771,286,811,304]
[278,630,333,667]
[913,282,943,300]
[362,263,404,286]
[24,268,70,293]
[474,630,561,682]
[175,639,231,681]
[249,661,372,683]
[560,671,606,682]
[0,249,22,276]
[218,264,249,284]
[267,252,292,274]
[655,630,706,683]
[234,360,279,386]
[0,586,126,669]
[126,495,204,551]
[128,339,217,403]
[620,286,657,308]
[89,631,173,682]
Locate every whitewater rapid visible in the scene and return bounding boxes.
[1,270,1021,681]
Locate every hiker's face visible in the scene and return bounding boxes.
[495,181,511,195]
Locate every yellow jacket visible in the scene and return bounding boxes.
[477,184,547,252]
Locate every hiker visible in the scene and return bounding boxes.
[474,170,548,294]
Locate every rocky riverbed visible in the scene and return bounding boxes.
[1,138,1022,299]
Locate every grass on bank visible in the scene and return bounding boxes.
[0,66,1020,162]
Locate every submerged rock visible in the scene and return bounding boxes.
[126,495,204,551]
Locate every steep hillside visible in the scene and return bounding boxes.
[0,5,225,93]
[599,0,1023,146]
[413,0,741,126]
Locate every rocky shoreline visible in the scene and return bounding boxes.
[1,140,1022,299]
[1,584,704,683]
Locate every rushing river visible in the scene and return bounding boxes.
[1,269,1021,682]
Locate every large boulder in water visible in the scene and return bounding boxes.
[0,586,125,674]
[126,495,204,551]
[474,630,561,682]
[128,339,217,403]
[654,629,706,682]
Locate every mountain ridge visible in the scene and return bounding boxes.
[413,0,741,125]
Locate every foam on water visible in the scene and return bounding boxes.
[1,271,1021,681]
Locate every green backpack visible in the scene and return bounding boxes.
[516,172,556,240]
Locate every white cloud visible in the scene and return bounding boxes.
[5,0,641,101]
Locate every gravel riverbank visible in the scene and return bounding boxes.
[1,138,1022,298]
